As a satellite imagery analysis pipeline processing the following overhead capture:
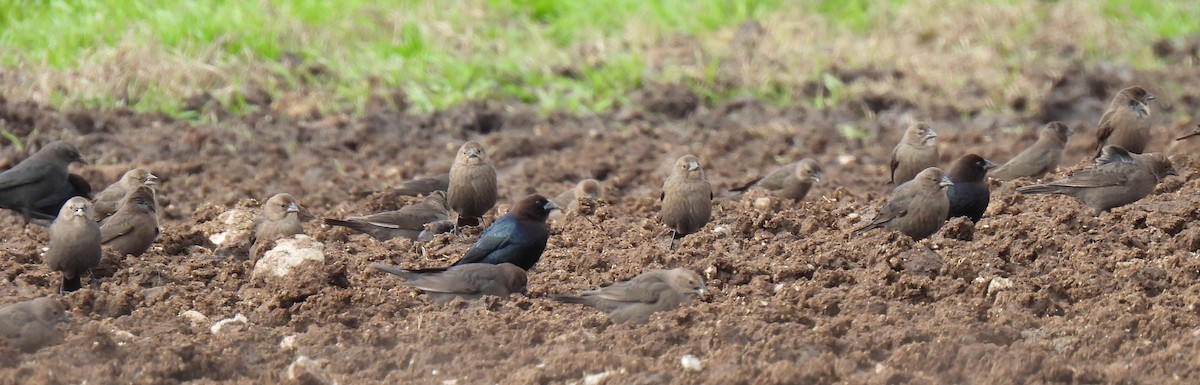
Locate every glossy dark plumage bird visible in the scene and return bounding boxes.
[32,173,92,220]
[370,262,527,304]
[990,122,1072,181]
[1094,86,1155,155]
[854,167,953,240]
[946,154,996,222]
[0,141,86,223]
[421,194,558,272]
[731,158,822,201]
[890,122,939,185]
[1019,145,1176,214]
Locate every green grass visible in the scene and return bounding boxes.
[1,0,1199,117]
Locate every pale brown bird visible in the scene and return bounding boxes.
[0,141,86,223]
[731,158,823,200]
[555,268,707,324]
[99,186,159,257]
[448,142,498,227]
[371,262,527,304]
[250,193,311,261]
[854,167,953,240]
[989,122,1072,181]
[91,168,157,221]
[324,191,450,241]
[1019,146,1176,214]
[44,197,102,293]
[890,122,939,185]
[550,179,603,214]
[1094,86,1155,155]
[661,155,712,239]
[0,297,69,352]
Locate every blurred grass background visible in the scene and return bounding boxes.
[1,0,1198,117]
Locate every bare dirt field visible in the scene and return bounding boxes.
[3,61,1200,384]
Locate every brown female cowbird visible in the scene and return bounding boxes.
[32,173,92,220]
[448,142,497,227]
[1094,86,1155,155]
[99,186,159,257]
[731,158,823,201]
[661,155,712,239]
[92,168,157,221]
[44,197,102,293]
[855,167,953,240]
[554,268,707,324]
[324,191,450,241]
[250,193,311,261]
[890,122,939,185]
[990,122,1072,181]
[1175,124,1200,141]
[947,154,996,222]
[1019,145,1176,214]
[0,141,86,222]
[370,262,527,305]
[551,179,603,213]
[0,297,69,352]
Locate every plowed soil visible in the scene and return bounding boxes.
[3,62,1200,384]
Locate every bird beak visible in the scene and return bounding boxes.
[466,147,482,158]
[687,161,700,171]
[939,176,954,187]
[74,207,87,217]
[983,160,997,170]
[1145,94,1156,101]
[695,286,710,298]
[74,156,88,165]
[145,173,159,186]
[520,287,530,296]
[60,313,72,323]
[287,203,300,213]
[544,200,561,212]
[924,130,938,141]
[810,172,823,183]
[1169,168,1179,176]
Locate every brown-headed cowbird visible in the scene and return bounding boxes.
[1094,86,1155,155]
[731,158,823,201]
[551,179,603,213]
[99,186,159,257]
[446,194,557,270]
[554,268,707,324]
[890,122,939,185]
[370,262,527,304]
[0,297,69,352]
[661,155,712,239]
[324,191,450,241]
[448,142,497,227]
[250,193,310,261]
[44,197,102,293]
[92,168,157,221]
[1175,124,1200,141]
[418,220,455,242]
[989,122,1072,181]
[854,167,953,240]
[947,154,996,222]
[1019,145,1176,214]
[0,141,86,223]
[32,173,92,220]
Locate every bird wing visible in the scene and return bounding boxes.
[888,147,901,184]
[454,218,515,265]
[590,282,669,304]
[1048,167,1128,188]
[0,166,47,191]
[402,273,479,294]
[1093,109,1117,152]
[99,219,136,244]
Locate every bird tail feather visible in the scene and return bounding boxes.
[370,262,420,280]
[552,295,589,305]
[1015,184,1061,195]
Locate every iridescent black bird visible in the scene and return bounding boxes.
[946,154,996,222]
[418,194,558,272]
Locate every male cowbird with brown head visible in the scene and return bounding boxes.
[661,155,712,239]
[731,158,822,201]
[44,197,102,293]
[32,173,92,220]
[890,122,939,185]
[947,154,995,222]
[251,193,311,261]
[0,141,86,223]
[990,122,1072,181]
[325,191,450,241]
[370,262,527,305]
[423,194,558,272]
[1019,145,1176,215]
[99,186,159,257]
[855,167,953,240]
[1094,86,1155,155]
[554,268,707,324]
[0,297,69,352]
[448,142,497,227]
[92,168,157,221]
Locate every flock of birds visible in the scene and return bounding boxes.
[0,85,1193,352]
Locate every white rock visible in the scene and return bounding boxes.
[287,356,333,384]
[252,235,325,279]
[986,277,1013,296]
[181,310,209,326]
[210,314,248,334]
[280,335,297,349]
[583,371,612,385]
[209,208,254,247]
[680,355,702,371]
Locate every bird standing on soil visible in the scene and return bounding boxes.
[32,173,92,220]
[0,141,87,223]
[415,194,558,273]
[44,197,102,293]
[99,186,160,257]
[1018,145,1176,215]
[0,297,69,353]
[550,179,603,215]
[250,193,311,261]
[890,122,939,185]
[554,268,707,324]
[989,122,1072,181]
[661,155,712,240]
[730,158,822,201]
[448,142,498,227]
[1093,86,1155,156]
[324,191,450,242]
[92,168,157,221]
[370,262,527,304]
[947,154,996,222]
[854,167,954,240]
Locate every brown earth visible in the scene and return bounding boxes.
[3,61,1200,384]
